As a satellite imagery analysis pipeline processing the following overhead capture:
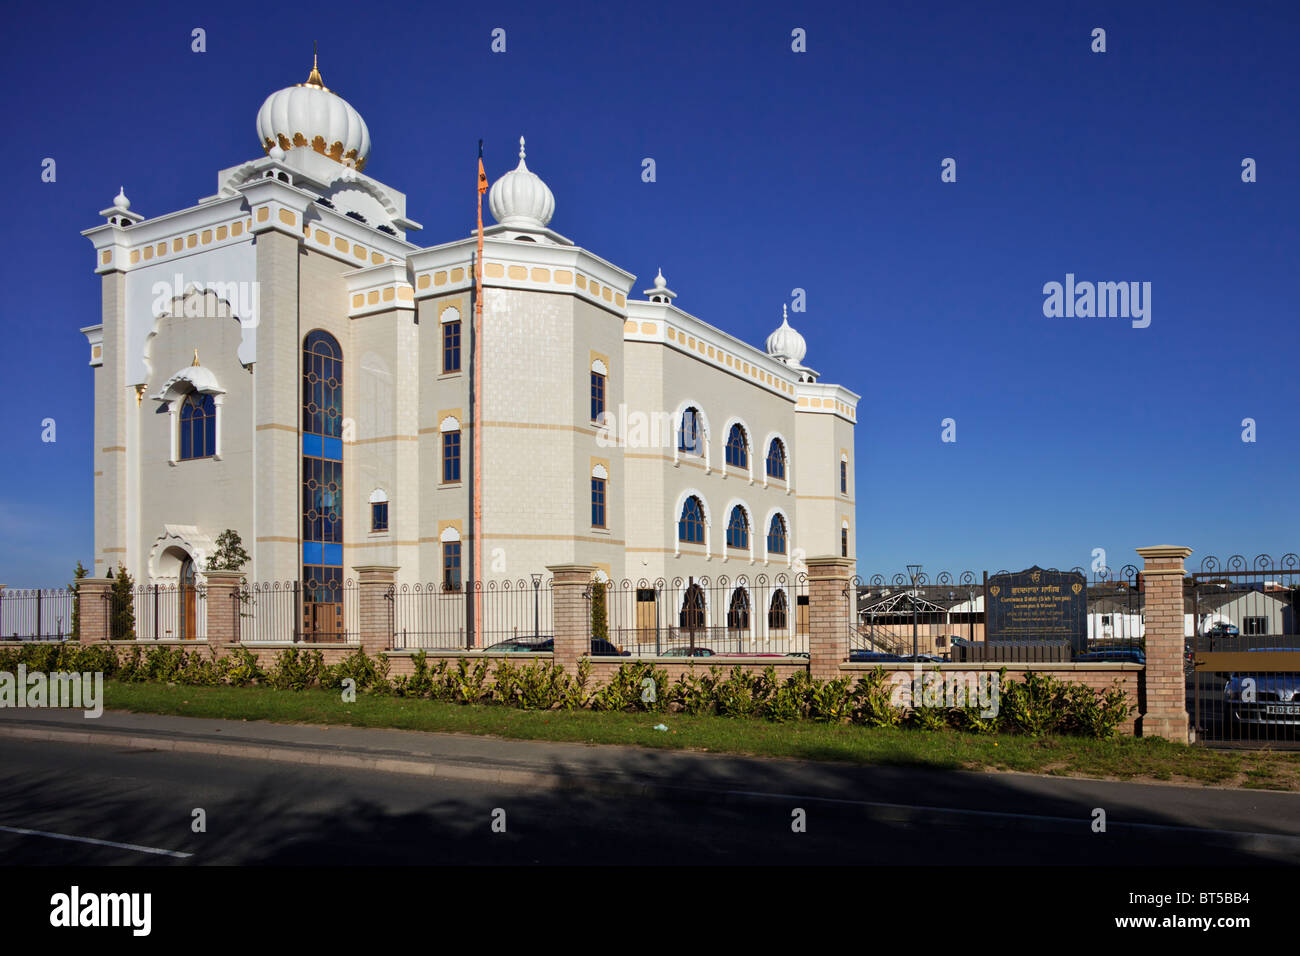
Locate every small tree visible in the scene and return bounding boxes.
[590,579,609,642]
[110,563,136,640]
[208,529,250,572]
[68,561,88,640]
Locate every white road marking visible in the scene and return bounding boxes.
[0,824,192,858]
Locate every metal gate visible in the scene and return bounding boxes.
[1189,554,1300,748]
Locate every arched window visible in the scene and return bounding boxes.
[369,489,389,532]
[678,496,705,544]
[725,424,748,469]
[768,589,788,630]
[767,514,787,555]
[766,439,786,480]
[841,520,849,558]
[726,505,749,550]
[590,359,607,423]
[441,417,461,483]
[727,587,750,631]
[441,527,462,591]
[178,393,216,460]
[591,463,608,528]
[302,330,343,641]
[678,407,704,456]
[680,584,705,631]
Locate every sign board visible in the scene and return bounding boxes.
[986,566,1086,652]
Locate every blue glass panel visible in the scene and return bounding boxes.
[303,433,322,458]
[322,543,343,566]
[322,435,343,461]
[303,541,323,565]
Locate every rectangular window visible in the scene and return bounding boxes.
[443,320,461,373]
[371,501,388,532]
[841,460,848,494]
[443,541,462,591]
[590,371,606,423]
[442,430,461,483]
[591,476,607,528]
[1243,616,1268,636]
[841,527,848,558]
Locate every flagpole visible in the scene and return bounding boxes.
[472,140,486,649]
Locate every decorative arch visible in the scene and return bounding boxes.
[672,399,711,469]
[764,507,792,563]
[153,365,227,464]
[674,488,711,556]
[723,498,754,560]
[721,416,753,479]
[763,432,790,486]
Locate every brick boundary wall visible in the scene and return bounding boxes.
[806,556,854,680]
[78,578,112,644]
[1134,545,1192,743]
[548,563,595,674]
[353,565,399,657]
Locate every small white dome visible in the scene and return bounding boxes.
[256,57,371,171]
[489,137,555,229]
[766,305,807,365]
[113,187,130,211]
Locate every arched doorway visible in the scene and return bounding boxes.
[179,557,197,640]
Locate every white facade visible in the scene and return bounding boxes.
[80,63,859,598]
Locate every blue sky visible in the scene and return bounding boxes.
[1,0,1297,585]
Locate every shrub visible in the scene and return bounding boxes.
[851,668,905,728]
[265,648,324,691]
[589,662,668,712]
[808,676,854,723]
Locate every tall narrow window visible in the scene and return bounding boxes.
[442,429,461,482]
[841,526,849,557]
[726,505,749,550]
[767,514,787,555]
[841,457,848,494]
[678,407,703,456]
[590,370,606,423]
[727,588,750,631]
[179,393,216,460]
[591,473,607,528]
[302,330,344,643]
[725,424,748,470]
[766,438,786,480]
[679,496,705,544]
[443,540,462,591]
[768,589,788,630]
[370,490,389,532]
[442,318,461,373]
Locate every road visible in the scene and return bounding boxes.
[0,712,1297,864]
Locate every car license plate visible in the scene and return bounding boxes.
[1264,704,1300,715]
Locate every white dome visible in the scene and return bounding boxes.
[766,306,807,365]
[256,58,371,171]
[489,137,555,229]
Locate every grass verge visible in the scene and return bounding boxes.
[99,680,1300,790]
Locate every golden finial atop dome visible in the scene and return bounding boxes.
[191,349,200,367]
[300,42,328,90]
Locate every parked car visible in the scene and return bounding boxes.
[482,637,628,656]
[849,650,904,663]
[660,646,715,657]
[1074,649,1146,664]
[484,638,550,653]
[1223,648,1300,729]
[899,654,945,663]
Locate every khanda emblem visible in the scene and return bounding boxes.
[989,586,1001,597]
[1072,582,1083,594]
[1030,570,1042,583]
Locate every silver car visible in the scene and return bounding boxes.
[1223,648,1300,728]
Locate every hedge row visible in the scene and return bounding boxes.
[0,643,1134,738]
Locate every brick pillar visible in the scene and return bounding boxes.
[1135,545,1192,743]
[78,578,112,644]
[353,566,398,657]
[548,564,595,674]
[806,556,855,680]
[203,570,243,647]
